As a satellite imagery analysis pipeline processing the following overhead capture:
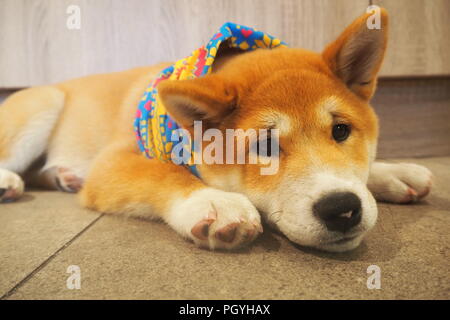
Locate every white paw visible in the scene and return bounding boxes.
[368,162,433,203]
[54,167,83,193]
[168,188,262,250]
[0,168,25,203]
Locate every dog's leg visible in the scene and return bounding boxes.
[25,166,84,193]
[79,144,262,250]
[0,86,65,202]
[368,162,433,203]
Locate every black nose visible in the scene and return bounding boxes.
[313,192,362,233]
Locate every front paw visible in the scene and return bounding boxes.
[168,188,262,250]
[0,168,25,203]
[368,162,433,204]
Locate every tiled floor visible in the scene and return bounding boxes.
[1,157,449,299]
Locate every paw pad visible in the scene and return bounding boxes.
[55,167,83,193]
[215,223,240,243]
[417,180,432,198]
[0,188,19,203]
[191,211,217,240]
[0,169,24,203]
[175,189,262,250]
[189,211,262,248]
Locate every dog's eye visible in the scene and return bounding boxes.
[250,138,277,157]
[332,124,351,142]
[257,138,272,157]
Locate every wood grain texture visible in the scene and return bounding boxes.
[0,0,366,87]
[2,0,449,86]
[375,0,450,77]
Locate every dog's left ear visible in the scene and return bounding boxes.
[158,74,236,128]
[322,8,388,100]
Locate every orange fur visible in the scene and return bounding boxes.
[0,11,392,251]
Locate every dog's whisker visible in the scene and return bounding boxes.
[265,210,283,224]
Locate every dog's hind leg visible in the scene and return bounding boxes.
[0,86,65,202]
[25,165,84,193]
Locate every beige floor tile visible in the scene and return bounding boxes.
[4,158,449,299]
[0,191,101,297]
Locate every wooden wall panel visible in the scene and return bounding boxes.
[0,0,366,87]
[375,0,450,76]
[2,0,449,86]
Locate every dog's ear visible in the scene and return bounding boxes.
[158,74,236,128]
[322,8,388,100]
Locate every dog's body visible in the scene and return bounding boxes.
[0,11,433,252]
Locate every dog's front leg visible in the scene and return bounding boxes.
[367,161,433,203]
[79,144,262,250]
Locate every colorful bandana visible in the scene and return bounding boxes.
[134,22,287,177]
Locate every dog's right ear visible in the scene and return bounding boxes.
[158,75,237,128]
[322,8,388,100]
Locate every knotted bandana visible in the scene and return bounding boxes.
[134,22,287,177]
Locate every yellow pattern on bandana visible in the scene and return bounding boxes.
[134,22,287,177]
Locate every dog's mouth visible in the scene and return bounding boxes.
[331,235,359,244]
[313,233,364,252]
[322,231,363,245]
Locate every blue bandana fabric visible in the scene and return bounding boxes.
[133,22,287,177]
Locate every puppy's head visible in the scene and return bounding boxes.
[159,10,388,252]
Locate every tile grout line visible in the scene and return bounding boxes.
[0,213,105,300]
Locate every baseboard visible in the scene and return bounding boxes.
[373,77,450,158]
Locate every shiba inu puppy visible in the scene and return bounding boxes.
[0,9,433,252]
